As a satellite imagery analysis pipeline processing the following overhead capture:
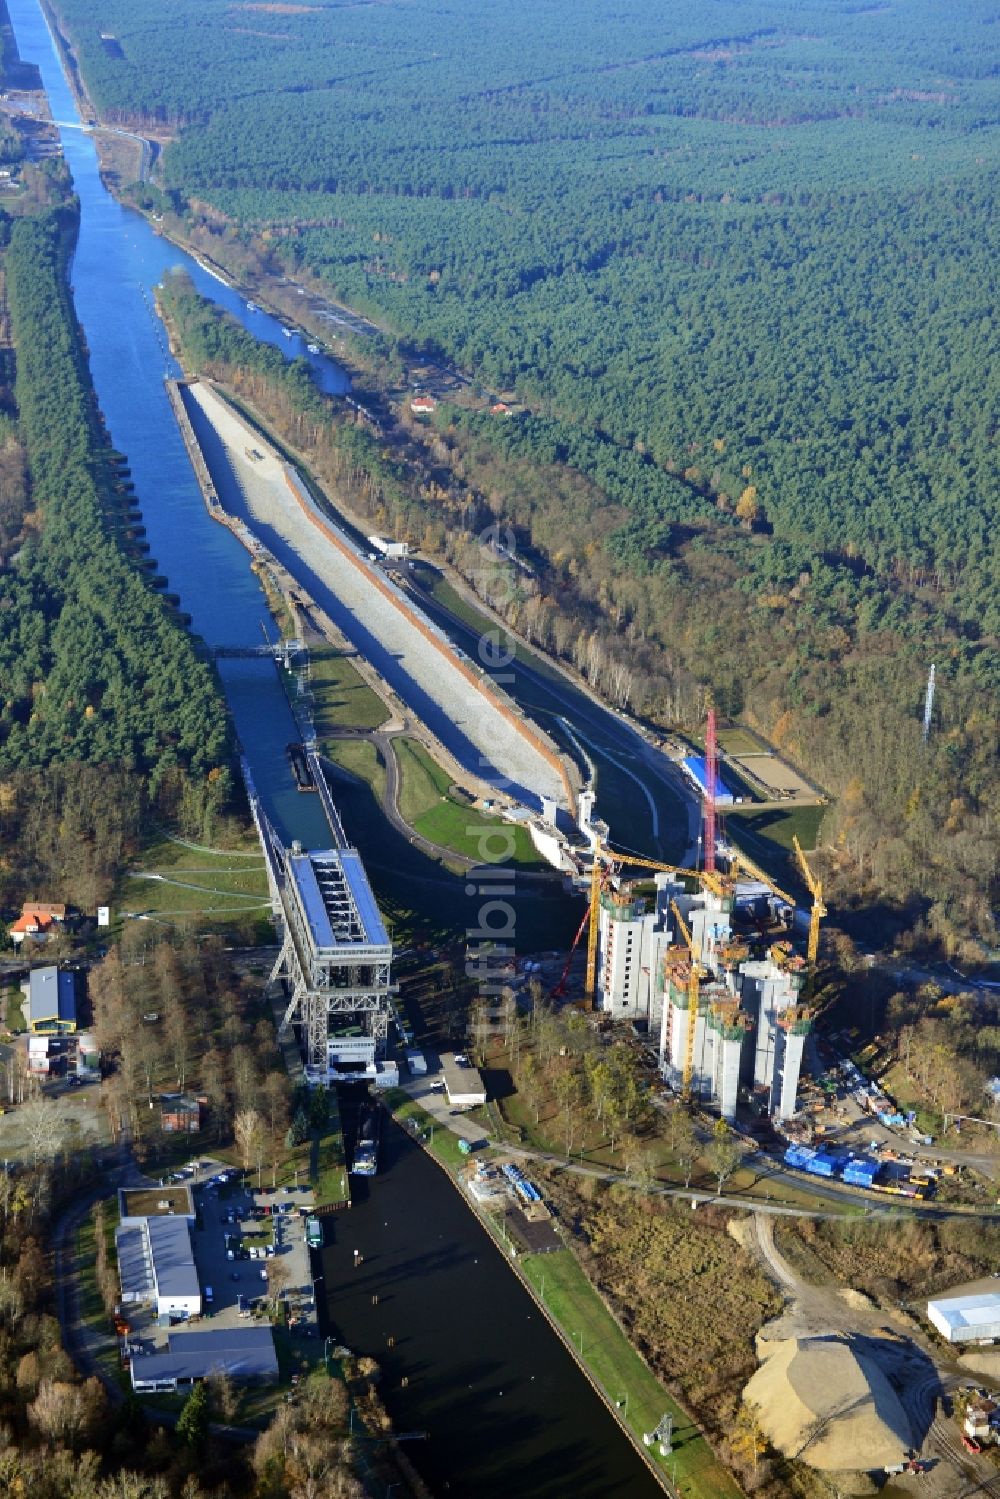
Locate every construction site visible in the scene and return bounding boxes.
[551,709,824,1124]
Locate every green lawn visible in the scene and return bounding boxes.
[302,646,388,737]
[396,737,546,866]
[3,984,25,1034]
[716,727,763,755]
[327,738,387,801]
[395,735,448,821]
[382,1088,483,1172]
[726,802,826,899]
[115,832,268,934]
[519,1249,741,1499]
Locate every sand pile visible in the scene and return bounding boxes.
[744,1334,912,1471]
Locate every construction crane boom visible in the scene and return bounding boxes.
[792,835,826,967]
[669,898,704,1103]
[583,844,690,1007]
[704,705,718,874]
[584,836,604,1007]
[728,849,797,912]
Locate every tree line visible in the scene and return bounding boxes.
[0,213,233,835]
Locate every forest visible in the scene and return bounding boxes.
[0,211,231,827]
[50,0,999,952]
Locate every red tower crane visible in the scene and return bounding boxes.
[703,704,717,875]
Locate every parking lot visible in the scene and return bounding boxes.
[126,1161,320,1354]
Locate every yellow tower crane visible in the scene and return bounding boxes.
[792,835,826,967]
[727,848,798,912]
[669,898,706,1103]
[584,844,691,1008]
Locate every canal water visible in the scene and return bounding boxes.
[6,0,344,848]
[330,1101,664,1499]
[7,1,670,1492]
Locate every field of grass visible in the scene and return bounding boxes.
[396,736,546,865]
[326,738,387,801]
[716,727,763,755]
[300,646,388,737]
[518,1248,740,1499]
[115,832,269,934]
[726,802,826,901]
[2,983,25,1034]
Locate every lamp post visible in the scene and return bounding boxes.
[615,1392,629,1421]
[324,1335,334,1374]
[312,1274,324,1308]
[573,1329,583,1357]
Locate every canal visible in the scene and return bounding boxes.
[331,1098,664,1499]
[6,1,670,1492]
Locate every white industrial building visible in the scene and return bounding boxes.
[115,1215,201,1319]
[592,868,808,1121]
[441,1052,487,1108]
[928,1292,1000,1344]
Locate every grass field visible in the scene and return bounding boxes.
[395,737,545,866]
[519,1249,741,1499]
[726,802,826,901]
[716,727,763,755]
[326,738,387,801]
[301,646,388,737]
[116,832,269,935]
[2,983,24,1034]
[382,1088,480,1172]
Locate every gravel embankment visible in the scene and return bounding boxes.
[186,383,564,809]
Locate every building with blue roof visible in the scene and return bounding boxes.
[25,966,78,1033]
[681,756,736,805]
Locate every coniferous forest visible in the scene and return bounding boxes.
[48,0,999,951]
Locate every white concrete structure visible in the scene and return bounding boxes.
[656,889,808,1121]
[739,952,809,1121]
[928,1292,1000,1344]
[595,873,681,1027]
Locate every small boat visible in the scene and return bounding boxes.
[306,343,320,354]
[246,300,258,312]
[286,742,315,792]
[280,325,293,338]
[351,1101,380,1177]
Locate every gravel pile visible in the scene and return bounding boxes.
[745,1333,912,1471]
